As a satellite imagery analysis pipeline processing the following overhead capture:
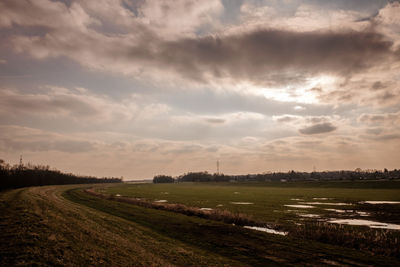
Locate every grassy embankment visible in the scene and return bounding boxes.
[0,185,241,266]
[1,182,400,266]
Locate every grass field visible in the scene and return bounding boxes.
[102,181,400,258]
[1,181,400,266]
[103,181,400,225]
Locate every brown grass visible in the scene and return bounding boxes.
[0,186,241,266]
[288,221,400,258]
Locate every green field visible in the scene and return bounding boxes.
[103,181,400,225]
[1,181,400,266]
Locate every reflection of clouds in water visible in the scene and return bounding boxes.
[284,204,315,208]
[328,219,400,230]
[362,201,400,204]
[299,202,352,206]
[244,226,288,236]
[298,214,320,218]
[200,208,213,211]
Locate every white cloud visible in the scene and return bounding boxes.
[358,112,400,126]
[0,86,138,123]
[239,2,370,32]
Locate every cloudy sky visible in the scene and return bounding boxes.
[1,0,400,179]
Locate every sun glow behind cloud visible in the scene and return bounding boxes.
[257,75,337,104]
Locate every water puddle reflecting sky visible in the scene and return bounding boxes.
[328,219,400,230]
[243,226,288,236]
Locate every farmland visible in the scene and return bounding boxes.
[102,181,400,258]
[103,181,400,226]
[1,181,400,266]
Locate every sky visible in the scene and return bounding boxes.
[1,0,400,179]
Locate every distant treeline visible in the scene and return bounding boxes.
[153,169,400,183]
[153,175,175,184]
[0,159,122,190]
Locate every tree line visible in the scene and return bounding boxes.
[153,169,400,183]
[0,159,122,190]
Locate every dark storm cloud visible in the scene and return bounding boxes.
[148,29,396,84]
[299,122,337,135]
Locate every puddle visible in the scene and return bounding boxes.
[356,211,370,217]
[233,192,240,194]
[200,208,213,211]
[115,194,121,197]
[298,214,320,218]
[362,201,400,204]
[243,226,288,236]
[286,209,303,212]
[290,198,304,201]
[328,219,400,230]
[325,208,346,213]
[216,204,223,207]
[284,204,315,209]
[300,202,352,206]
[160,192,169,194]
[230,202,254,205]
[154,200,168,203]
[313,198,332,200]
